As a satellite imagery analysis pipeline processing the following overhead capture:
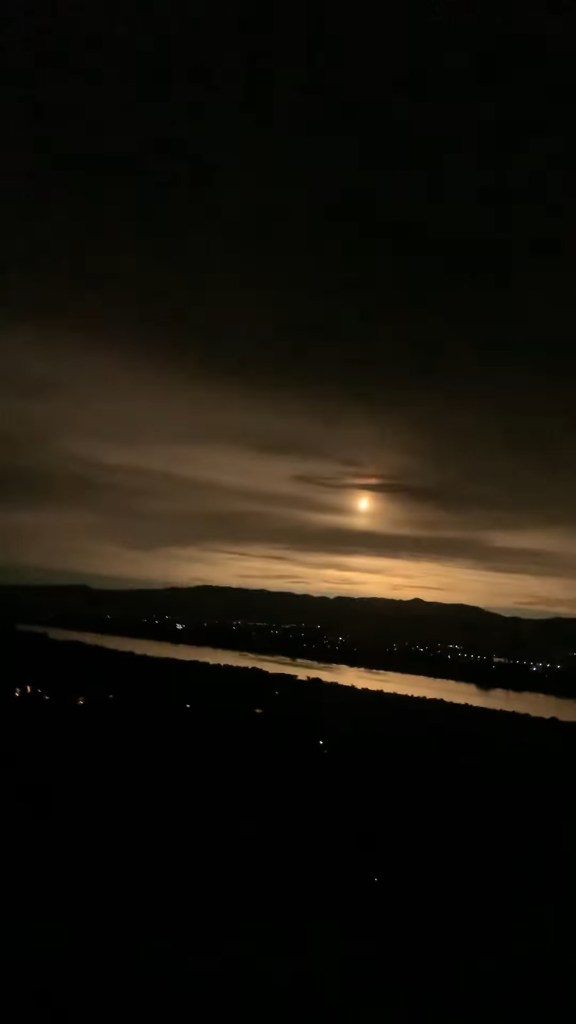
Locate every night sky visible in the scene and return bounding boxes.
[2,3,576,614]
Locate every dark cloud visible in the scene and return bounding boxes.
[297,462,576,533]
[295,473,441,501]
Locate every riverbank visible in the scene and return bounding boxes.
[19,622,576,721]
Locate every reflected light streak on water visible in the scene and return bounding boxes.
[18,624,576,722]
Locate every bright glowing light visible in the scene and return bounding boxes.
[357,496,370,512]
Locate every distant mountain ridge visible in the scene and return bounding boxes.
[2,583,576,658]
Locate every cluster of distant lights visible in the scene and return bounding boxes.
[13,686,115,704]
[11,687,339,740]
[394,643,563,671]
[134,615,566,670]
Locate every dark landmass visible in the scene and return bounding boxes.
[4,583,576,699]
[3,626,575,1021]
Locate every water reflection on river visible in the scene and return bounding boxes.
[20,624,576,722]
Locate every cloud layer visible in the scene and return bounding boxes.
[2,330,576,615]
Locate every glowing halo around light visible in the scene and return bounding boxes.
[357,496,370,512]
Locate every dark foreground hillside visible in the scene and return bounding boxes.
[3,628,575,1022]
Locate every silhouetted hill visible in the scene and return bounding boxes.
[2,583,576,659]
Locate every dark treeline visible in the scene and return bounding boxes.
[3,627,575,1021]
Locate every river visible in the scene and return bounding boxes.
[19,624,576,722]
